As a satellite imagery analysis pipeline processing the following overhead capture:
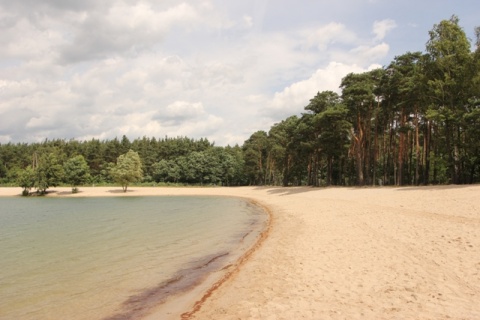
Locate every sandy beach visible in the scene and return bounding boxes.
[2,185,479,319]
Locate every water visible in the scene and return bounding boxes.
[0,196,267,320]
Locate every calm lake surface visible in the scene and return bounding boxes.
[0,196,267,320]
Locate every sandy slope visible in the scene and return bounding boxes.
[1,185,479,319]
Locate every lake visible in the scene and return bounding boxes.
[0,196,267,319]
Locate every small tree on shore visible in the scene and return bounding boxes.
[34,152,65,194]
[64,155,90,193]
[17,167,35,196]
[111,150,143,192]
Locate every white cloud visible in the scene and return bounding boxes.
[266,62,370,118]
[26,116,55,130]
[0,16,61,61]
[98,111,224,142]
[57,2,216,63]
[243,15,254,28]
[350,42,390,63]
[373,19,397,41]
[155,101,206,125]
[0,135,12,144]
[303,22,358,50]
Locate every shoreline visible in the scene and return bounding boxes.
[1,185,480,319]
[178,198,273,320]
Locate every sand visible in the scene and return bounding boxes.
[1,185,479,319]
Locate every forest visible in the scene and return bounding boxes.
[1,16,479,190]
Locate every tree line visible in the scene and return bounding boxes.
[0,16,479,191]
[243,16,480,186]
[0,136,247,193]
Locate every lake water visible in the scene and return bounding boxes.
[0,196,267,320]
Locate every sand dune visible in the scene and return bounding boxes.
[2,185,479,319]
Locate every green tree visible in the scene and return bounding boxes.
[64,155,90,193]
[305,91,341,114]
[0,159,7,182]
[83,138,106,181]
[302,91,352,186]
[183,151,222,185]
[166,160,182,183]
[151,159,169,183]
[215,147,237,186]
[464,26,480,182]
[111,150,143,192]
[242,131,268,185]
[224,145,246,185]
[152,159,181,183]
[17,167,35,196]
[34,152,65,194]
[425,15,474,183]
[314,104,351,185]
[267,116,300,186]
[341,70,381,185]
[382,52,426,185]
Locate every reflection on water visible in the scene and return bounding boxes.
[0,196,266,320]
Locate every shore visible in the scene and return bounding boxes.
[2,185,480,319]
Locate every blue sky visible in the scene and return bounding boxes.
[0,0,478,146]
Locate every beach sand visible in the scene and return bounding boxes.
[2,185,479,319]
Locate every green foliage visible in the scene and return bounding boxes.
[0,159,7,182]
[305,91,341,114]
[424,15,474,183]
[243,131,268,185]
[64,155,90,192]
[315,105,351,157]
[151,159,170,183]
[2,136,243,188]
[34,152,65,194]
[110,150,143,192]
[17,167,35,196]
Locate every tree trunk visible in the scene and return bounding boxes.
[355,113,365,186]
[282,153,289,186]
[326,156,333,186]
[423,120,431,185]
[414,106,420,185]
[397,108,406,186]
[307,154,313,186]
[365,103,372,185]
[372,103,380,186]
[313,150,320,187]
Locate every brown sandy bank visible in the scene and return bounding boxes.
[1,185,479,319]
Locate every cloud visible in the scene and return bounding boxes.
[0,16,60,61]
[0,105,36,139]
[349,42,390,64]
[59,3,202,63]
[243,15,254,28]
[303,22,358,50]
[373,19,397,41]
[154,101,206,126]
[265,62,372,118]
[76,109,225,143]
[0,0,104,13]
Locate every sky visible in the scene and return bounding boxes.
[0,1,478,146]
